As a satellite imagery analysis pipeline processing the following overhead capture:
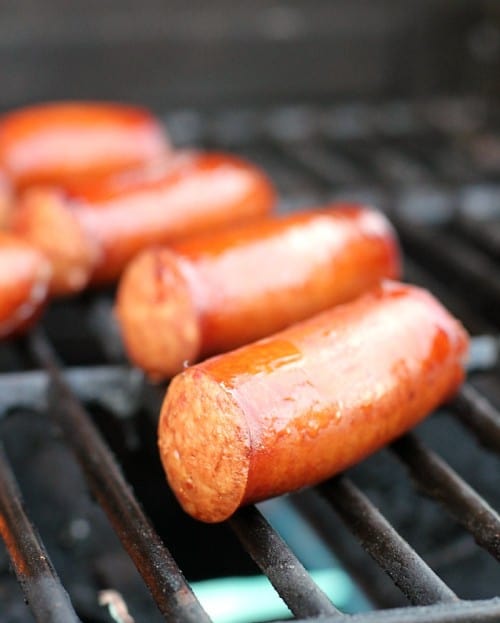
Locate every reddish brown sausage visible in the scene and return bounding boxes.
[116,205,400,379]
[0,232,51,337]
[158,281,468,522]
[11,152,276,295]
[0,101,170,191]
[0,169,13,227]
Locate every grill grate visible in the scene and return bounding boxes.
[0,445,80,623]
[28,330,210,623]
[317,476,458,606]
[0,97,500,622]
[229,506,342,619]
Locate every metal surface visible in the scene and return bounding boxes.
[318,476,458,606]
[391,433,500,562]
[229,506,342,619]
[392,220,500,313]
[0,2,484,109]
[0,365,143,418]
[0,444,80,623]
[452,383,500,454]
[275,598,500,623]
[27,330,211,623]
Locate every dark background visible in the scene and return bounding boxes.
[0,0,498,112]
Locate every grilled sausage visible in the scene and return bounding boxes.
[116,205,400,379]
[0,169,13,227]
[0,101,170,191]
[10,188,100,295]
[0,232,51,337]
[11,152,276,295]
[158,281,468,522]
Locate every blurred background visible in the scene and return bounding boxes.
[0,0,498,111]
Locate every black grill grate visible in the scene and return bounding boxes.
[0,97,500,622]
[27,330,210,623]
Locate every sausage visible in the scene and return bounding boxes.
[11,151,276,295]
[116,205,400,379]
[10,188,100,295]
[0,101,170,191]
[0,169,13,227]
[0,232,51,337]
[158,281,468,522]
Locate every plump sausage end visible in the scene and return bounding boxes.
[10,188,99,296]
[158,367,251,523]
[158,281,468,523]
[0,169,13,228]
[115,247,201,380]
[0,233,52,337]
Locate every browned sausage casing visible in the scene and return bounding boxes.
[158,281,468,522]
[11,151,276,295]
[0,232,51,337]
[116,204,400,379]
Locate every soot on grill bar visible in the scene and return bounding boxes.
[0,2,500,622]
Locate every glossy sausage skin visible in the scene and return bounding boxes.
[0,232,51,337]
[158,281,468,522]
[116,205,400,379]
[11,151,276,295]
[0,101,170,190]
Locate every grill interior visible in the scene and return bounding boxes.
[1,97,500,623]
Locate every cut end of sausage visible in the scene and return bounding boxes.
[115,247,201,380]
[0,233,52,337]
[0,169,13,228]
[11,188,99,295]
[158,367,251,523]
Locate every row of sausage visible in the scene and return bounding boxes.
[0,101,468,522]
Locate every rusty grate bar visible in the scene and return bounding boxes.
[317,476,458,606]
[0,366,142,419]
[27,329,211,623]
[391,433,500,561]
[451,383,500,455]
[393,219,500,308]
[0,443,80,623]
[229,505,343,620]
[274,597,500,623]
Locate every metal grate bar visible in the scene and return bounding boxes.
[451,383,500,455]
[0,443,81,623]
[85,281,344,620]
[27,330,211,623]
[0,366,142,419]
[274,597,500,623]
[391,433,500,561]
[228,505,343,620]
[401,256,495,335]
[292,142,365,188]
[317,476,458,606]
[454,216,500,262]
[273,135,393,193]
[86,294,344,621]
[292,491,404,609]
[393,218,500,309]
[271,139,363,190]
[87,297,127,364]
